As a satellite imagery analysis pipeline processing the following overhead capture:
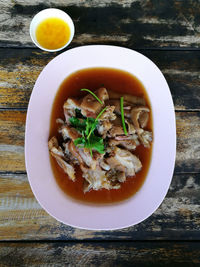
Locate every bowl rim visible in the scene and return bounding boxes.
[25,45,176,230]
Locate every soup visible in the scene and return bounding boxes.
[49,68,153,203]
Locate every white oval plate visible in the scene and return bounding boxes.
[25,45,176,230]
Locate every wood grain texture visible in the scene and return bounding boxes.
[1,0,200,48]
[0,110,199,173]
[0,0,199,261]
[176,112,200,173]
[0,242,200,266]
[0,173,199,241]
[0,110,25,172]
[1,49,200,110]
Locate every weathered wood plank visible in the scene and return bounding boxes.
[1,49,200,110]
[0,242,200,266]
[0,110,25,172]
[176,112,200,173]
[0,0,200,48]
[0,173,199,241]
[0,110,199,173]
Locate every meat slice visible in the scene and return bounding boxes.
[56,118,64,124]
[63,98,81,122]
[97,120,112,138]
[125,120,136,134]
[98,106,116,121]
[107,168,126,183]
[68,141,84,164]
[78,148,97,170]
[68,140,98,170]
[48,136,59,150]
[63,142,79,165]
[99,159,111,171]
[48,137,75,181]
[108,117,136,138]
[107,116,138,150]
[80,87,109,116]
[108,138,138,151]
[108,117,124,137]
[106,99,132,118]
[114,133,140,148]
[81,166,120,192]
[108,90,146,105]
[96,87,109,101]
[139,111,149,128]
[140,130,153,148]
[59,125,81,141]
[106,147,142,177]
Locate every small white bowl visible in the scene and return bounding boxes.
[29,8,75,52]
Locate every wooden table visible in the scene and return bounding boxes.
[0,1,200,265]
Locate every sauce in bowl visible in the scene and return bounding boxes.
[36,17,71,50]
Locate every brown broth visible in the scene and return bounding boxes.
[49,67,153,204]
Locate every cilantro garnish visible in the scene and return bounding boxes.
[87,107,107,139]
[70,107,107,156]
[69,117,86,132]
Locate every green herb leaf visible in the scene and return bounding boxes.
[95,106,107,121]
[86,120,98,140]
[81,88,103,104]
[89,134,105,154]
[85,117,96,136]
[120,97,128,135]
[88,138,93,157]
[69,117,86,132]
[74,137,85,147]
[72,107,107,157]
[87,107,107,140]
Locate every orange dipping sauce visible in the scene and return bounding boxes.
[36,17,71,50]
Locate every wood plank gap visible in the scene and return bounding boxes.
[0,108,27,111]
[174,172,200,175]
[175,109,200,112]
[1,240,200,244]
[0,171,27,175]
[1,46,200,52]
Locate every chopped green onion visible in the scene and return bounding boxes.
[120,97,128,135]
[87,137,93,157]
[95,106,107,121]
[81,88,103,104]
[87,107,107,140]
